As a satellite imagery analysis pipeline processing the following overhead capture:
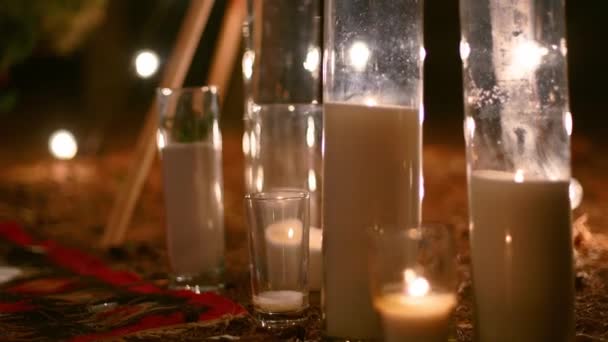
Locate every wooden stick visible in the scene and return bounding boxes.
[101,0,215,247]
[207,0,246,102]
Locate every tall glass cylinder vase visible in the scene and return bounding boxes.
[323,0,424,339]
[459,0,573,341]
[242,0,322,233]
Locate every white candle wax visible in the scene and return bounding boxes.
[308,226,322,290]
[469,170,574,341]
[161,142,224,276]
[374,292,456,342]
[265,219,304,288]
[324,102,422,339]
[253,290,305,313]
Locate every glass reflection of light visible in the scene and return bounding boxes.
[303,47,320,73]
[214,181,223,205]
[419,47,427,62]
[569,178,583,210]
[564,111,573,136]
[242,132,250,155]
[349,41,370,71]
[364,97,377,107]
[255,167,264,192]
[156,130,167,149]
[308,169,317,192]
[420,175,425,201]
[465,117,476,141]
[459,40,471,61]
[419,104,425,125]
[510,40,548,78]
[212,121,222,150]
[242,50,255,80]
[250,132,258,158]
[306,116,315,148]
[245,166,253,189]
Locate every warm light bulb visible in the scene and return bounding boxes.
[134,50,160,78]
[49,130,78,160]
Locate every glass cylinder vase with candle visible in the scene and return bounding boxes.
[368,224,458,342]
[242,0,323,291]
[459,0,574,340]
[323,0,424,339]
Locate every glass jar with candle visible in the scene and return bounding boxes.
[323,0,424,339]
[459,0,574,341]
[245,190,310,329]
[368,224,458,342]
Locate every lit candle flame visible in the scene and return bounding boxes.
[403,269,430,297]
[288,228,294,239]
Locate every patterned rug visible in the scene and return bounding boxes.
[0,222,246,341]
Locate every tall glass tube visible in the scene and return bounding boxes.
[242,0,322,230]
[460,1,573,341]
[323,0,423,339]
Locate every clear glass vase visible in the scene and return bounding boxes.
[459,0,574,341]
[242,0,322,228]
[323,0,424,339]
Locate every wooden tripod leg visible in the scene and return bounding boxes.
[207,0,246,101]
[101,0,216,248]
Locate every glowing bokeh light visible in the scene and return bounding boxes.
[134,50,160,78]
[49,130,78,160]
[349,41,370,71]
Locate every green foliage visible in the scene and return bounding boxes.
[164,103,217,143]
[0,0,107,70]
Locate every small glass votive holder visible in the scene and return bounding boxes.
[245,190,310,329]
[156,86,225,293]
[368,224,458,342]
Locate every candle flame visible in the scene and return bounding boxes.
[403,269,430,297]
[288,228,294,239]
[407,277,430,297]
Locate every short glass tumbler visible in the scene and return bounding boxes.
[156,86,225,293]
[368,224,458,342]
[245,190,310,329]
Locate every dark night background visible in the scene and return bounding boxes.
[0,0,606,162]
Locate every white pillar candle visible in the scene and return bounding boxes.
[265,219,305,288]
[324,102,422,338]
[308,226,322,290]
[469,170,574,341]
[253,290,306,313]
[374,292,457,342]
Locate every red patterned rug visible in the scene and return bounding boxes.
[0,222,246,341]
